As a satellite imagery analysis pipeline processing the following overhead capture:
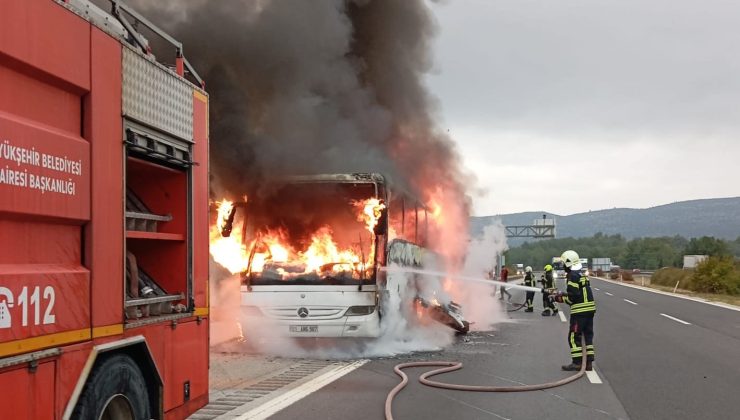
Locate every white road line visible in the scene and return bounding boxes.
[660,313,691,325]
[586,369,603,384]
[235,360,368,420]
[594,287,600,291]
[558,309,566,323]
[590,276,740,313]
[623,299,638,305]
[605,292,614,296]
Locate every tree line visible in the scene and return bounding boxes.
[504,233,740,270]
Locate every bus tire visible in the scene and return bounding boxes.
[72,353,151,420]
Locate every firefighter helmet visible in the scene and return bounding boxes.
[525,266,532,273]
[544,264,553,272]
[560,250,580,268]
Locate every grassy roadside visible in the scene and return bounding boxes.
[647,283,740,307]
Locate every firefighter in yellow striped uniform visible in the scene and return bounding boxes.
[552,250,595,371]
[540,264,559,316]
[523,266,536,312]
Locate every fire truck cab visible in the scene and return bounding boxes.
[1,1,209,418]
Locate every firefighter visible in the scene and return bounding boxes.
[523,266,536,312]
[499,265,512,301]
[551,250,595,371]
[541,264,558,316]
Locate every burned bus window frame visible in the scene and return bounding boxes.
[238,181,382,286]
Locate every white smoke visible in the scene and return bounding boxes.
[208,272,244,346]
[455,222,509,331]
[363,265,455,356]
[213,266,453,359]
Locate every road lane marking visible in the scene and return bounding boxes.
[235,360,368,420]
[558,310,566,323]
[623,299,637,305]
[660,313,691,325]
[605,292,614,296]
[594,287,600,291]
[586,369,603,384]
[590,276,740,313]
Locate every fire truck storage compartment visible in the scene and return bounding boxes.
[124,135,191,323]
[0,360,55,419]
[163,319,208,411]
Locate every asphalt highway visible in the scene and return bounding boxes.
[267,279,630,420]
[587,277,740,420]
[201,276,740,420]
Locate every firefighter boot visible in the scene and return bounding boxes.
[541,308,551,316]
[561,362,592,371]
[552,308,559,316]
[524,307,534,312]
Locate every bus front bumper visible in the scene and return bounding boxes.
[242,311,381,338]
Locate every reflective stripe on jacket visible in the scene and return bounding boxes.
[563,271,595,315]
[543,270,554,288]
[524,273,536,287]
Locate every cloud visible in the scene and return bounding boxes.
[453,126,739,215]
[425,0,740,214]
[428,0,740,138]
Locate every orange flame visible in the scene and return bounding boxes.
[210,196,376,279]
[216,199,234,233]
[353,198,386,233]
[428,199,443,223]
[210,199,249,274]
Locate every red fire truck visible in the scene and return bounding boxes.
[1,1,210,418]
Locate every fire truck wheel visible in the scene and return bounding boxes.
[72,353,151,420]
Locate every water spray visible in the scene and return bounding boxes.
[380,266,544,293]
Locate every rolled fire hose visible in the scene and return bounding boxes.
[381,266,587,419]
[384,338,587,420]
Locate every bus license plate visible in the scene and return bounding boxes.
[290,325,318,333]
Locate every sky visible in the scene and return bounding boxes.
[425,0,740,216]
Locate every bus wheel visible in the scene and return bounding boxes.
[73,353,151,420]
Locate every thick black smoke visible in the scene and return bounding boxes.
[128,0,472,255]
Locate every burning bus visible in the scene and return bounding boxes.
[211,173,469,338]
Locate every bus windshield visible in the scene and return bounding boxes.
[242,182,382,286]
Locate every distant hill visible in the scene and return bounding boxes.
[471,197,740,243]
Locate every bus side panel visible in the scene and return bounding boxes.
[84,26,124,329]
[0,360,55,420]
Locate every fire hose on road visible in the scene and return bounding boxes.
[384,338,587,420]
[379,267,587,420]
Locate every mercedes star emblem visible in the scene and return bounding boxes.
[297,307,309,318]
